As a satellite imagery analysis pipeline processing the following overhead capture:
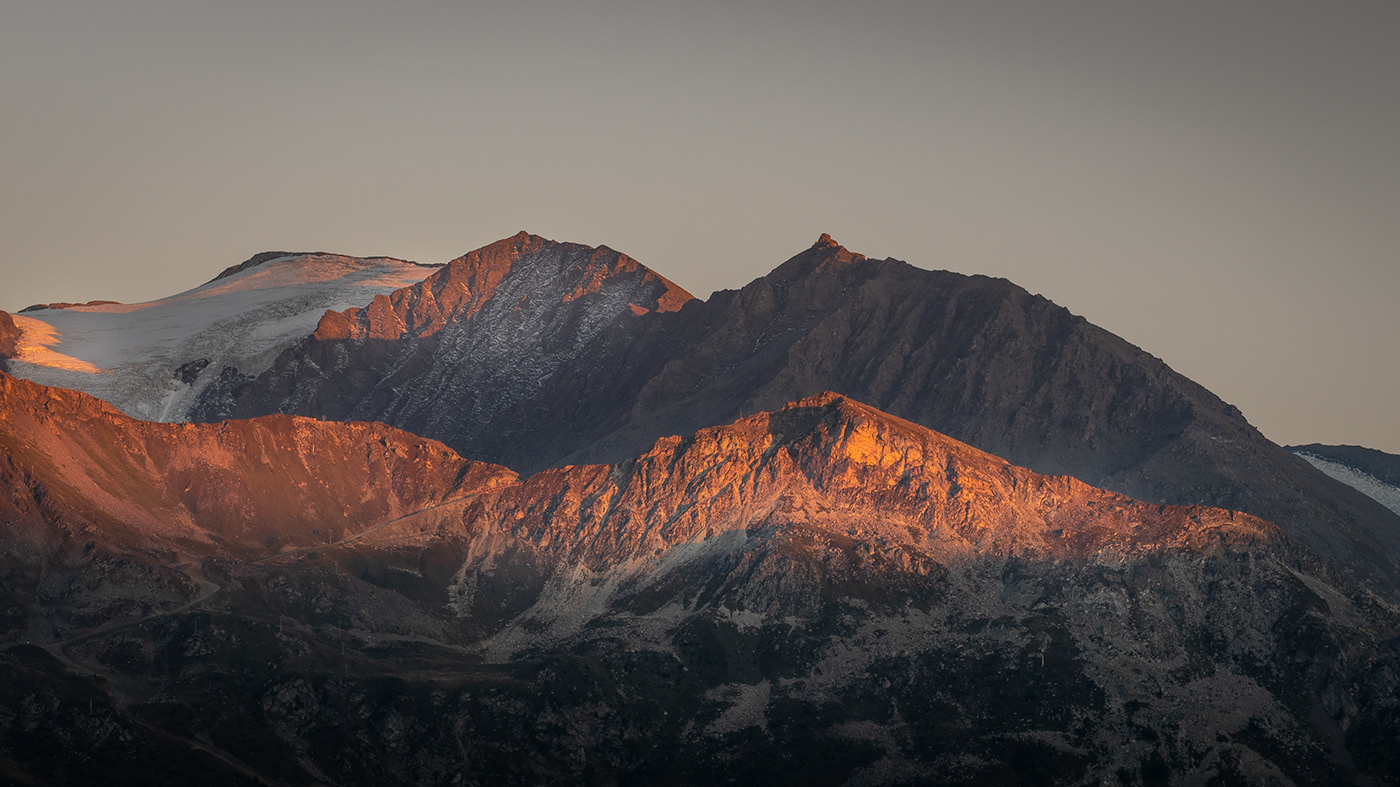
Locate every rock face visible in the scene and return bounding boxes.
[197,233,1400,597]
[2,376,1398,785]
[195,231,694,453]
[0,372,516,559]
[0,311,19,372]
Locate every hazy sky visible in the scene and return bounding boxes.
[2,1,1397,452]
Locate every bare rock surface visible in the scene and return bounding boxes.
[196,231,693,453]
[0,372,515,560]
[199,234,1400,597]
[1,376,1397,784]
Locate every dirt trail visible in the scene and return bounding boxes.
[25,488,509,786]
[254,487,512,564]
[47,557,222,650]
[31,557,285,785]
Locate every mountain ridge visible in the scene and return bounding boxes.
[3,372,1396,784]
[7,232,1395,598]
[417,390,1282,570]
[192,232,696,450]
[187,232,1400,596]
[0,371,517,560]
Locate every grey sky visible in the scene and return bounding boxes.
[2,1,1397,452]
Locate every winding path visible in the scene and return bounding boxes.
[28,488,515,785]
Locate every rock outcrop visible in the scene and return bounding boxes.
[0,311,19,372]
[195,231,694,455]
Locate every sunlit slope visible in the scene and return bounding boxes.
[2,252,438,422]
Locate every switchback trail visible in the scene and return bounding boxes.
[253,485,517,565]
[24,486,521,786]
[31,559,284,785]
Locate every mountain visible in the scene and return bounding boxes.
[0,372,515,567]
[1291,444,1400,517]
[192,233,1400,598]
[2,375,1396,784]
[0,251,438,422]
[192,231,693,444]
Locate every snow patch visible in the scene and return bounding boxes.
[1296,453,1400,517]
[7,254,436,421]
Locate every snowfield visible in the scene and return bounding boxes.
[6,253,437,422]
[1295,452,1400,517]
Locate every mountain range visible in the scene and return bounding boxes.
[185,233,1400,598]
[1,233,1397,785]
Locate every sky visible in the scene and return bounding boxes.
[2,1,1397,453]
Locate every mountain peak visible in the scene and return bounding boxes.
[209,251,315,283]
[311,233,693,343]
[767,234,869,286]
[454,231,552,268]
[784,390,848,409]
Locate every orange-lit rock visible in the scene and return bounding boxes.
[0,372,516,556]
[4,373,1277,569]
[362,392,1279,569]
[0,311,19,370]
[311,231,690,344]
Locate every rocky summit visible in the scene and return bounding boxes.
[2,233,1399,785]
[191,231,693,446]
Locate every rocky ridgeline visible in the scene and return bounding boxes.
[0,372,516,559]
[3,374,1398,784]
[193,232,694,437]
[189,233,1400,600]
[419,392,1280,569]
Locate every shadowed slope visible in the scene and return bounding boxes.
[196,231,694,451]
[191,233,1400,595]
